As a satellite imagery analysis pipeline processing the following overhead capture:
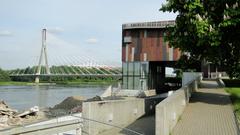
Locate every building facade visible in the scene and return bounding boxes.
[122,20,181,93]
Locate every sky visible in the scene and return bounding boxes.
[0,0,176,69]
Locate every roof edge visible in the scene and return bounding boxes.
[122,20,175,29]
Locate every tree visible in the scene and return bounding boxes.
[160,0,240,79]
[0,68,11,81]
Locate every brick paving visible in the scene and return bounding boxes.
[172,80,240,135]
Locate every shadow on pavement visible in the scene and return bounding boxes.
[119,115,155,135]
[190,91,231,105]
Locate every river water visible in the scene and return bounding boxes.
[0,85,107,111]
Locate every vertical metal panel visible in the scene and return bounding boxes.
[144,30,147,38]
[162,36,167,61]
[125,45,129,62]
[166,42,169,61]
[143,53,147,61]
[131,47,135,61]
[122,28,181,62]
[159,36,163,61]
[122,46,126,62]
[169,47,173,61]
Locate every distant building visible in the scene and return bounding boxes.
[122,20,182,93]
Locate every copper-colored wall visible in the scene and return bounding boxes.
[122,29,181,62]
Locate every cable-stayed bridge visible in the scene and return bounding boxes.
[8,29,122,83]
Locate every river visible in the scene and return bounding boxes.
[0,85,107,111]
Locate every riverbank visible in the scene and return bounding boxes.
[0,81,29,86]
[0,80,119,86]
[0,95,101,130]
[56,80,118,86]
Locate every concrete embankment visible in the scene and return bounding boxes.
[82,94,164,135]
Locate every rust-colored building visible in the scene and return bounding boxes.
[122,20,182,93]
[122,20,181,62]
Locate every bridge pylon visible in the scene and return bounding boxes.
[35,29,51,83]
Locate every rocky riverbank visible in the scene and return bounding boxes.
[0,95,102,130]
[0,101,46,130]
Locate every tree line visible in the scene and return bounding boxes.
[0,68,10,81]
[7,66,121,82]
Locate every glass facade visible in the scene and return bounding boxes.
[122,62,149,90]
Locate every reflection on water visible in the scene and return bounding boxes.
[0,85,107,111]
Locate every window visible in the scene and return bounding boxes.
[122,62,149,90]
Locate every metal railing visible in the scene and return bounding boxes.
[122,20,175,29]
[0,114,143,135]
[74,116,144,135]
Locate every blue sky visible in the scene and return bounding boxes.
[0,0,176,69]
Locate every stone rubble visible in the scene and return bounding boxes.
[0,95,104,130]
[0,101,21,129]
[0,101,39,130]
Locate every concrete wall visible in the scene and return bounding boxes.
[82,94,164,135]
[115,89,156,97]
[144,95,165,116]
[156,74,201,135]
[82,98,145,135]
[143,89,156,97]
[182,72,202,86]
[115,89,142,97]
[101,85,112,98]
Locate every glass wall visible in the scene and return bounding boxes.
[122,62,149,90]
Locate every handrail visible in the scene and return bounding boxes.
[72,115,144,135]
[0,119,81,135]
[0,114,143,135]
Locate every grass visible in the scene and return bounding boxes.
[225,87,240,121]
[55,80,118,86]
[0,80,119,86]
[0,81,30,86]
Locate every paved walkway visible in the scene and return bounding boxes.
[98,115,155,135]
[172,80,239,135]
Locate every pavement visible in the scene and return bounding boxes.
[172,80,240,135]
[98,115,155,135]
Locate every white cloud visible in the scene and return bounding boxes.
[0,30,13,36]
[47,27,64,34]
[85,38,98,44]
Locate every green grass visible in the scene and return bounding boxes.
[225,88,240,120]
[0,80,118,86]
[0,81,29,86]
[55,80,118,86]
